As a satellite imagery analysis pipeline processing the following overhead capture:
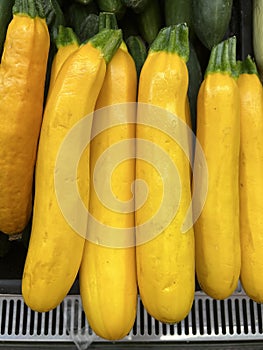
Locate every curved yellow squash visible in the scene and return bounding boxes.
[47,26,79,97]
[136,25,195,324]
[79,42,138,340]
[238,58,263,303]
[22,29,122,312]
[0,12,49,234]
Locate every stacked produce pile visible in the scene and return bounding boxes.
[0,0,263,341]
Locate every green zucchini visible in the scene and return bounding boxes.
[126,35,147,77]
[79,14,99,42]
[96,0,126,19]
[121,0,149,13]
[187,42,203,133]
[164,0,192,29]
[253,0,263,81]
[0,0,15,58]
[64,2,99,43]
[118,7,139,40]
[192,0,233,50]
[136,0,162,44]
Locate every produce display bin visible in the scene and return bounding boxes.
[1,0,263,349]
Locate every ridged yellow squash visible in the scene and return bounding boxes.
[22,30,122,312]
[79,41,137,340]
[0,1,49,234]
[238,56,263,303]
[194,37,241,300]
[136,25,195,324]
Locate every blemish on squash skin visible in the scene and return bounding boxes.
[43,231,48,243]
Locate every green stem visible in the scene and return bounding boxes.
[228,36,238,78]
[238,55,259,76]
[89,28,122,64]
[98,12,118,31]
[149,24,189,62]
[13,0,45,18]
[205,37,238,78]
[55,26,79,49]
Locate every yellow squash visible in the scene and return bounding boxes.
[79,41,137,340]
[22,29,122,312]
[0,1,49,234]
[238,56,263,303]
[194,37,241,300]
[135,24,195,324]
[47,25,79,97]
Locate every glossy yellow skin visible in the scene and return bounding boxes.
[0,14,49,234]
[238,73,263,303]
[79,43,138,340]
[136,51,195,323]
[47,41,79,99]
[22,42,106,312]
[194,72,241,300]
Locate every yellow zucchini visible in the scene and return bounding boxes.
[194,37,241,300]
[79,14,137,340]
[47,25,79,97]
[238,56,263,303]
[0,0,49,234]
[22,29,122,312]
[135,24,195,324]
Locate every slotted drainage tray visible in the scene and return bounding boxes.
[0,283,262,346]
